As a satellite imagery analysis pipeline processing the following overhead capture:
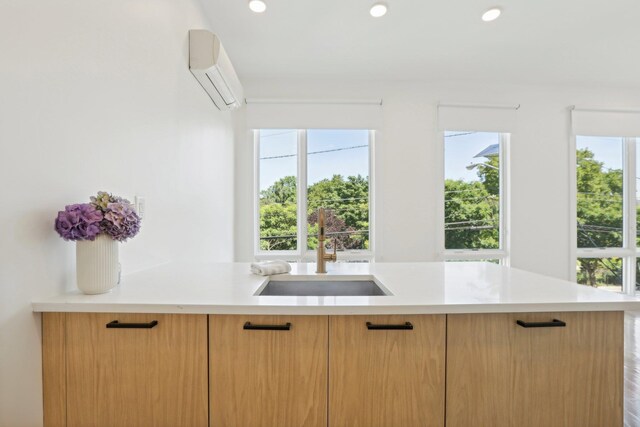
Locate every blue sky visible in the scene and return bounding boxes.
[259,129,500,191]
[576,135,623,171]
[259,131,630,192]
[259,129,369,190]
[444,131,500,181]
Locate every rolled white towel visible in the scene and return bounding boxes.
[250,260,292,276]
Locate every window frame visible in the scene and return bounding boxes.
[571,135,637,295]
[253,129,375,262]
[439,132,511,265]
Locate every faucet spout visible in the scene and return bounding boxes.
[316,207,337,273]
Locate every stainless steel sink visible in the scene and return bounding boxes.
[258,280,388,296]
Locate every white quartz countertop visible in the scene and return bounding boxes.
[32,262,640,315]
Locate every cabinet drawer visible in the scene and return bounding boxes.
[62,313,208,427]
[329,315,446,427]
[210,315,328,427]
[446,311,623,427]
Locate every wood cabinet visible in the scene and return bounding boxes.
[446,311,623,427]
[209,315,328,427]
[42,310,623,427]
[329,315,446,427]
[43,312,208,427]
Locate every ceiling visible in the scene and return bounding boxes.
[201,0,640,87]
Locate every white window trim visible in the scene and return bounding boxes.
[571,136,637,295]
[439,132,510,265]
[254,129,375,262]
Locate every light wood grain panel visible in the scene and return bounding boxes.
[447,311,623,427]
[210,315,328,427]
[329,315,446,427]
[65,313,208,427]
[43,312,66,427]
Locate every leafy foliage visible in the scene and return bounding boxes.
[575,148,625,287]
[576,148,623,248]
[259,202,297,251]
[259,174,369,251]
[445,157,500,250]
[259,147,634,290]
[260,175,297,206]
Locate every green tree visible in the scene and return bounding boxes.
[260,175,296,205]
[259,176,298,250]
[259,174,370,251]
[576,148,623,248]
[259,203,297,250]
[576,148,624,287]
[445,179,499,249]
[476,156,499,195]
[307,174,369,250]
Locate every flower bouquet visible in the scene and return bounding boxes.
[55,192,141,294]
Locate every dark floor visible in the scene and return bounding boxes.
[626,311,640,427]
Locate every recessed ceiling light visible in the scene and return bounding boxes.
[370,3,388,18]
[249,0,267,13]
[482,7,501,22]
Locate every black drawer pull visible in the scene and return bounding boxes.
[243,321,291,331]
[366,321,413,330]
[516,319,566,328]
[106,320,158,329]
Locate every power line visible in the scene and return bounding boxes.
[444,132,477,138]
[260,196,369,206]
[445,226,497,231]
[260,229,369,240]
[311,196,368,203]
[260,144,368,160]
[445,197,498,203]
[259,130,297,139]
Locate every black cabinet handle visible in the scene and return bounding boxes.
[516,319,566,328]
[366,321,413,330]
[243,321,291,331]
[106,320,158,329]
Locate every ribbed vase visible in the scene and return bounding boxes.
[76,234,119,294]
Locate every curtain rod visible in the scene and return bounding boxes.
[438,102,520,110]
[245,98,383,106]
[569,105,640,114]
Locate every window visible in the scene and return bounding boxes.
[257,130,298,251]
[576,136,624,249]
[256,129,373,261]
[575,135,637,294]
[443,131,509,263]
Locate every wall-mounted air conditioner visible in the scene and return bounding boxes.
[189,30,244,111]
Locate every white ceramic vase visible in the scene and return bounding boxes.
[76,234,120,294]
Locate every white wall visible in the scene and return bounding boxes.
[235,78,640,281]
[0,1,235,425]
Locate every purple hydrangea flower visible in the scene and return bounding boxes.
[54,204,103,241]
[56,192,141,243]
[100,201,141,242]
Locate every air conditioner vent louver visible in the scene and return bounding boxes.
[189,30,243,111]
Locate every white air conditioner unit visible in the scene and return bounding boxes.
[189,30,244,111]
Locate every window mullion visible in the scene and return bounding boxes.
[625,137,637,294]
[500,133,510,266]
[297,130,308,259]
[368,130,376,256]
[253,130,261,255]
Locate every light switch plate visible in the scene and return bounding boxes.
[135,195,145,219]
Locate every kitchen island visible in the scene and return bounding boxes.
[33,262,640,427]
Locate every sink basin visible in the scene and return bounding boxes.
[258,280,388,296]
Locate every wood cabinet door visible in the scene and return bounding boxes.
[209,315,328,427]
[329,315,446,427]
[446,311,623,427]
[64,313,208,427]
